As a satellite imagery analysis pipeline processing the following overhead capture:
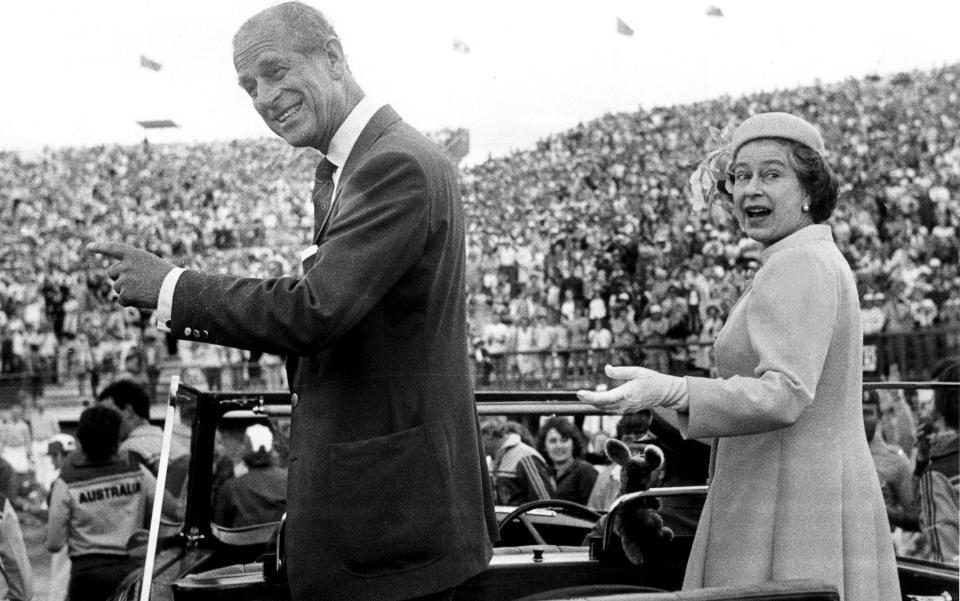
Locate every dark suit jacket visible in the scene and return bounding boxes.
[169,105,497,600]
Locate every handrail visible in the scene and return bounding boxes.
[208,382,958,420]
[168,380,958,550]
[601,486,710,553]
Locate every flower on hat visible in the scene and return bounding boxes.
[688,124,735,223]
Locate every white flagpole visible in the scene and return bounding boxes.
[139,375,180,601]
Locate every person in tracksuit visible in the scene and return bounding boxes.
[45,405,181,601]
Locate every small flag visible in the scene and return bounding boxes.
[452,39,471,54]
[136,120,178,129]
[616,17,634,37]
[139,54,162,71]
[705,5,724,17]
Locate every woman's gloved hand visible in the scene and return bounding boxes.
[577,365,689,414]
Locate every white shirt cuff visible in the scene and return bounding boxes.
[300,245,319,264]
[156,267,186,333]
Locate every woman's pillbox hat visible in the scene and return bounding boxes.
[730,112,826,159]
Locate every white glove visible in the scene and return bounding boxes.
[577,365,689,414]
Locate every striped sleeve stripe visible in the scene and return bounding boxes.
[519,455,552,500]
[919,472,943,563]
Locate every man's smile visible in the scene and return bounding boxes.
[276,102,302,124]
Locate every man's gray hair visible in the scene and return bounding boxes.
[236,1,340,57]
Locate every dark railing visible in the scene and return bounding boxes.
[1,327,957,406]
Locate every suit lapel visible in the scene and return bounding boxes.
[313,104,402,244]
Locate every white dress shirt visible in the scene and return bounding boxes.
[157,96,384,332]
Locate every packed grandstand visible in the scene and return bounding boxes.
[0,63,958,399]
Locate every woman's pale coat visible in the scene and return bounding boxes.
[679,225,900,601]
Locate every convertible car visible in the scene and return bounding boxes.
[124,381,958,601]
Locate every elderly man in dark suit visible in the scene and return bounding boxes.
[88,3,497,599]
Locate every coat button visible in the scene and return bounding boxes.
[202,330,209,340]
[192,329,200,338]
[291,393,299,408]
[183,327,192,337]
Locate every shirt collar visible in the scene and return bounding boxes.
[325,95,383,183]
[759,224,833,264]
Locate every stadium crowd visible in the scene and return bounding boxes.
[1,65,959,398]
[0,62,958,593]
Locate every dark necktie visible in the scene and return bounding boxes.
[312,157,337,241]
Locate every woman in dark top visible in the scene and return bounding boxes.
[536,416,598,506]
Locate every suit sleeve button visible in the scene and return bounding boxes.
[202,330,209,339]
[183,327,192,337]
[291,393,299,408]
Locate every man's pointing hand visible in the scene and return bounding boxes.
[87,242,175,310]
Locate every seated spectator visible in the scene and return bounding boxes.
[96,379,187,473]
[535,417,598,506]
[913,359,959,564]
[213,424,287,528]
[864,390,918,531]
[583,430,612,466]
[45,405,181,601]
[481,418,554,506]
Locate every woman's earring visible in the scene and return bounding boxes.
[802,203,810,212]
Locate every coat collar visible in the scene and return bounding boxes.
[759,224,833,264]
[336,103,402,189]
[325,95,384,181]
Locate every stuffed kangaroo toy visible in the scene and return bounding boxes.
[602,437,674,565]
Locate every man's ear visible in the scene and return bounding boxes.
[605,438,632,467]
[321,38,348,78]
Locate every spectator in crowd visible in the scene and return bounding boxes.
[912,358,959,564]
[638,305,670,373]
[481,418,554,505]
[861,292,888,336]
[579,113,901,600]
[45,433,76,601]
[0,487,33,601]
[45,405,180,601]
[535,417,598,506]
[96,379,161,472]
[880,364,919,458]
[96,379,187,473]
[0,402,32,498]
[213,424,287,528]
[3,62,959,395]
[864,389,918,530]
[583,430,612,466]
[28,396,61,493]
[0,456,19,512]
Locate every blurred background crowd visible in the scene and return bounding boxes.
[1,63,959,401]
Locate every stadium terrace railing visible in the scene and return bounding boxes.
[0,326,957,404]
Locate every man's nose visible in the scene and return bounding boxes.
[254,82,281,112]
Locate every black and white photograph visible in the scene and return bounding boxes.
[0,1,958,600]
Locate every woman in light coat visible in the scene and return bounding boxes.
[579,112,900,601]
